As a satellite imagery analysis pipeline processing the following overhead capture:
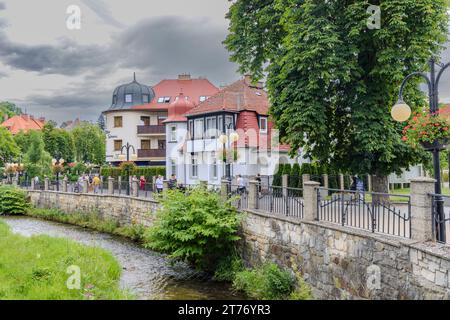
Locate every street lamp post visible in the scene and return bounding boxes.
[392,57,449,242]
[119,142,137,196]
[52,156,65,192]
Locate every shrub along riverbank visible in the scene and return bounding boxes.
[2,185,313,300]
[0,220,131,300]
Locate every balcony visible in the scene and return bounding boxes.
[138,149,166,158]
[137,125,165,135]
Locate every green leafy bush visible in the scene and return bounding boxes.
[0,186,30,215]
[143,187,242,270]
[233,262,296,300]
[214,251,245,282]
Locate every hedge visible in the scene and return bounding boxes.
[100,166,166,180]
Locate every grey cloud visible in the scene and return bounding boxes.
[0,2,5,10]
[0,36,114,75]
[81,0,125,29]
[0,71,7,78]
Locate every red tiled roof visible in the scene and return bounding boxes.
[185,78,269,116]
[1,114,45,134]
[164,93,195,123]
[131,78,219,111]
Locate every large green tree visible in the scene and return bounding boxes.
[23,130,52,178]
[42,123,75,162]
[71,123,105,165]
[0,127,19,167]
[225,0,449,192]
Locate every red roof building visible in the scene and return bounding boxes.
[1,114,45,134]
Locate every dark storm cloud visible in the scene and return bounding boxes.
[0,36,113,76]
[81,0,125,29]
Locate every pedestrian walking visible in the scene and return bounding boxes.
[155,175,164,193]
[168,174,177,190]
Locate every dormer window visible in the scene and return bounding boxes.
[259,117,268,133]
[157,97,171,103]
[199,96,209,102]
[125,94,133,103]
[142,94,150,103]
[112,95,117,105]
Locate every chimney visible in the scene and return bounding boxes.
[178,73,191,81]
[38,117,45,122]
[245,74,264,89]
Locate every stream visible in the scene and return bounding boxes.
[1,216,244,300]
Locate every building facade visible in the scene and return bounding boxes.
[102,73,219,166]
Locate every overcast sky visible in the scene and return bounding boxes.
[0,0,238,123]
[1,1,450,124]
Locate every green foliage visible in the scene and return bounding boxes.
[13,130,35,154]
[0,101,22,123]
[42,123,75,162]
[0,127,19,166]
[101,166,166,179]
[0,186,30,215]
[225,0,448,180]
[214,251,245,282]
[143,187,242,270]
[23,130,52,178]
[233,262,296,300]
[0,220,130,300]
[71,123,105,165]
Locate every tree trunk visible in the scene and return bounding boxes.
[371,174,389,204]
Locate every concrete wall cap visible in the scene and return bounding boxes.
[409,177,436,183]
[303,181,321,186]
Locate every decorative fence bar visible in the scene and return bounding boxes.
[317,188,411,238]
[430,194,450,245]
[256,186,304,219]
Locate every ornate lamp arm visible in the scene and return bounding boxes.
[398,72,432,101]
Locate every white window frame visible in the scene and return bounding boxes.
[188,120,194,139]
[170,159,177,176]
[199,96,208,102]
[259,117,268,134]
[191,155,198,178]
[157,97,164,103]
[206,117,217,139]
[211,157,218,179]
[125,94,133,103]
[194,118,204,140]
[170,125,177,142]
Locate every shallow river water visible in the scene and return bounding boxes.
[1,216,244,300]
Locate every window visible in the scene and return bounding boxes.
[141,116,150,126]
[212,157,218,179]
[114,140,122,151]
[259,117,268,133]
[225,115,233,133]
[191,156,198,178]
[188,120,194,139]
[170,125,177,142]
[194,118,204,139]
[142,94,150,103]
[114,116,123,128]
[218,115,223,133]
[141,140,150,150]
[170,159,177,176]
[112,95,117,105]
[158,140,166,150]
[206,117,217,138]
[125,94,133,103]
[199,96,208,102]
[157,97,171,103]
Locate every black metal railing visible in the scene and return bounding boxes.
[430,194,450,244]
[317,188,411,238]
[228,184,249,211]
[256,186,304,218]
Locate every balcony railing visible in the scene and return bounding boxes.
[138,149,166,158]
[137,125,165,135]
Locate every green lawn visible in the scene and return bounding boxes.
[390,187,450,196]
[0,220,131,300]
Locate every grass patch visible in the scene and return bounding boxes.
[0,220,131,300]
[26,208,146,243]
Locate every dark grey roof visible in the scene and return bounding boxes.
[108,73,155,110]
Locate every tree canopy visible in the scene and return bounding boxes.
[225,0,449,185]
[0,102,22,123]
[71,123,105,165]
[42,123,75,162]
[23,130,52,178]
[0,127,19,166]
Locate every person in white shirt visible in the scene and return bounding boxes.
[155,175,164,193]
[237,175,246,194]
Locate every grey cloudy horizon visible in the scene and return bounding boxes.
[1,1,450,124]
[0,0,238,123]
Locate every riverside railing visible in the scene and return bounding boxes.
[256,186,304,219]
[430,194,450,245]
[317,188,411,238]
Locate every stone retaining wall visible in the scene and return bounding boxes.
[241,209,450,300]
[27,190,158,227]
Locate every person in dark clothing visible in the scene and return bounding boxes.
[168,174,177,190]
[255,173,262,193]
